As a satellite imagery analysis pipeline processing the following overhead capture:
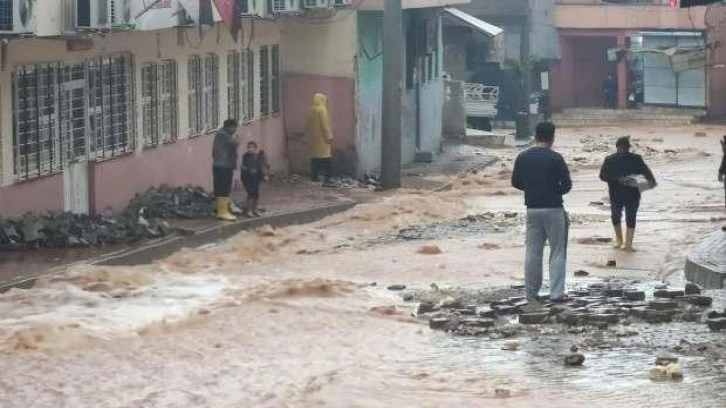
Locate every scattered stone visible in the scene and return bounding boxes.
[454,308,477,316]
[436,297,464,310]
[583,313,620,325]
[604,288,625,298]
[387,284,407,291]
[494,388,512,399]
[519,312,550,325]
[693,131,707,137]
[606,260,617,267]
[460,318,496,328]
[654,289,685,299]
[402,294,414,302]
[654,283,669,290]
[417,245,443,255]
[706,309,726,319]
[564,353,585,366]
[574,269,590,277]
[706,317,726,332]
[649,363,684,381]
[414,302,436,316]
[502,340,521,351]
[429,318,452,331]
[649,299,678,310]
[677,295,712,307]
[83,282,113,293]
[684,282,702,295]
[655,353,679,366]
[476,306,497,318]
[588,282,605,290]
[571,289,590,297]
[623,290,646,301]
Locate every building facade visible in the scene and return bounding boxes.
[550,0,726,116]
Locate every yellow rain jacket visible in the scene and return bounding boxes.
[306,93,333,159]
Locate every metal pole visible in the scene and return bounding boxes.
[381,0,403,189]
[516,0,532,140]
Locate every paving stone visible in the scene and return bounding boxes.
[649,299,678,310]
[685,282,702,295]
[519,312,550,325]
[706,317,726,332]
[654,289,685,299]
[623,290,646,301]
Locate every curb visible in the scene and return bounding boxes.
[0,201,357,292]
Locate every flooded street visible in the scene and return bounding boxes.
[1,126,725,407]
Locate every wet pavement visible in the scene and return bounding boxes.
[0,126,724,407]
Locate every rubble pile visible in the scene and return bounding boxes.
[0,185,217,249]
[409,279,722,338]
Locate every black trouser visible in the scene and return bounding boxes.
[212,166,234,197]
[311,158,332,182]
[611,198,640,228]
[242,176,261,200]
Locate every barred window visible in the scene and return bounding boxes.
[271,45,281,114]
[227,51,241,121]
[188,53,219,134]
[13,63,62,180]
[142,60,178,147]
[243,49,255,123]
[88,54,135,160]
[259,46,270,117]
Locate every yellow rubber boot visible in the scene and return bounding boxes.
[623,228,635,252]
[613,224,623,249]
[216,197,237,222]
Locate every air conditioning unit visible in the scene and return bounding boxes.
[271,0,300,14]
[240,0,261,16]
[76,0,131,29]
[0,0,36,33]
[331,0,351,7]
[35,0,65,36]
[302,0,330,9]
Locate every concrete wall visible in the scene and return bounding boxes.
[707,7,726,118]
[279,15,358,176]
[0,21,284,215]
[556,3,708,31]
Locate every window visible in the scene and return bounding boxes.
[188,53,219,134]
[272,45,281,114]
[142,60,178,147]
[87,54,135,160]
[13,63,62,179]
[12,54,135,180]
[243,49,255,122]
[227,51,241,121]
[259,46,270,117]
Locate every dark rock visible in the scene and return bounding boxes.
[649,299,678,310]
[429,318,452,331]
[588,283,605,290]
[454,308,477,316]
[582,313,619,325]
[606,260,617,267]
[706,310,726,319]
[476,307,497,318]
[402,294,414,302]
[519,312,550,325]
[604,288,625,298]
[436,298,464,310]
[459,318,496,328]
[574,269,590,277]
[415,302,436,316]
[654,283,669,290]
[654,289,685,299]
[706,317,726,332]
[387,284,406,291]
[655,354,679,366]
[684,283,702,295]
[677,295,712,307]
[564,353,585,366]
[642,309,673,324]
[623,290,646,301]
[571,289,590,297]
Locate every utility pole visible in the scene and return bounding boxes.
[381,0,403,189]
[516,0,532,140]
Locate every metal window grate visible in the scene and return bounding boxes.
[143,60,178,147]
[243,49,255,123]
[189,53,220,133]
[271,45,281,114]
[204,53,220,129]
[0,0,13,31]
[227,51,241,121]
[259,46,269,116]
[188,55,202,133]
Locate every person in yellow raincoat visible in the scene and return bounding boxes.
[306,93,333,184]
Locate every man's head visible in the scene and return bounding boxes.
[535,122,556,146]
[223,118,238,131]
[616,136,631,152]
[246,141,258,153]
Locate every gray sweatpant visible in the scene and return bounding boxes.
[525,208,569,301]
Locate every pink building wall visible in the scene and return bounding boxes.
[0,175,64,215]
[283,74,356,175]
[0,118,285,216]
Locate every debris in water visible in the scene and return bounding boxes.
[564,352,585,366]
[502,340,521,351]
[606,260,617,267]
[655,353,679,366]
[649,363,684,381]
[494,388,512,399]
[257,225,276,237]
[574,269,590,277]
[387,284,407,291]
[417,245,443,255]
[684,282,702,295]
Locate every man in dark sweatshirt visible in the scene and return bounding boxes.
[212,119,240,221]
[512,122,572,305]
[599,136,656,251]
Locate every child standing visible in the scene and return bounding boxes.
[240,141,269,217]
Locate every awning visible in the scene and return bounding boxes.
[443,8,503,37]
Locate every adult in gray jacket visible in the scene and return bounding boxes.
[512,122,572,306]
[212,119,240,221]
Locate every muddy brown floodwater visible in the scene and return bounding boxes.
[0,126,725,407]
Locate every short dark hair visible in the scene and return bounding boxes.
[223,119,238,128]
[615,136,631,148]
[535,122,556,143]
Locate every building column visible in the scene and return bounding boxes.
[617,34,628,110]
